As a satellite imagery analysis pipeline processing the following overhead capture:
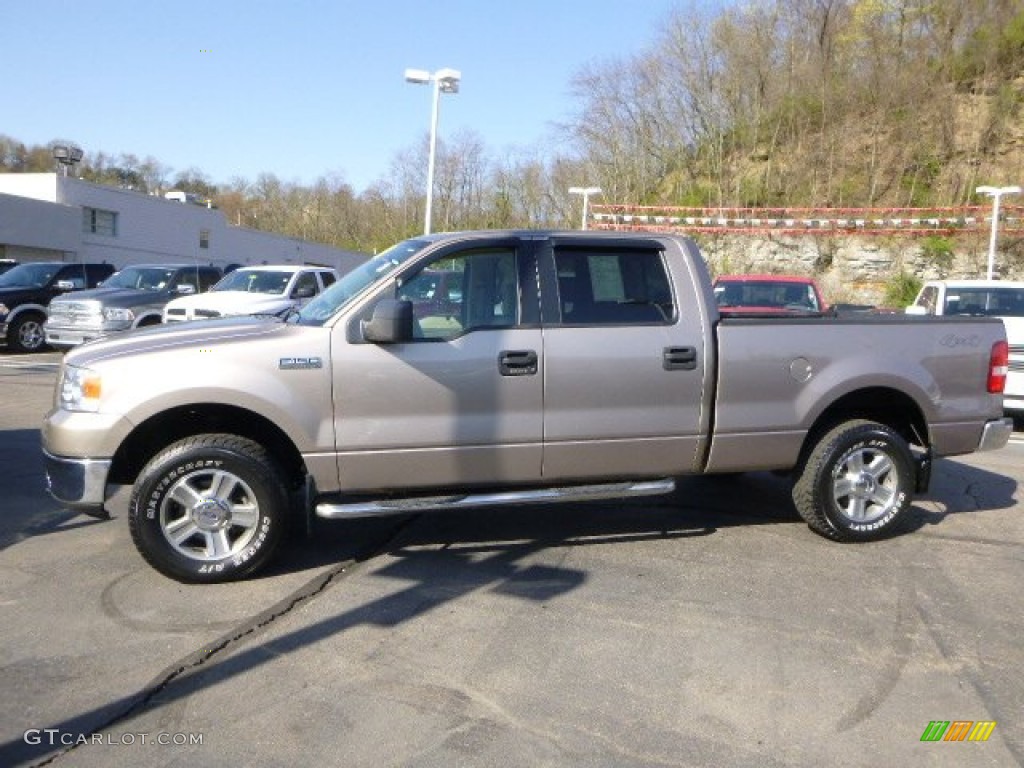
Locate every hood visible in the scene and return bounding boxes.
[52,286,169,307]
[168,290,292,315]
[65,315,283,366]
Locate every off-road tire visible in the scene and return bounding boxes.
[792,419,915,542]
[128,434,288,583]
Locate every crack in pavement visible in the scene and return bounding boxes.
[30,515,416,767]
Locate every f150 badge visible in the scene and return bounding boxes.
[279,357,323,370]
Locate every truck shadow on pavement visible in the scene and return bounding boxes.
[0,428,108,552]
[1,461,1018,766]
[269,471,797,577]
[0,474,789,766]
[903,456,1018,534]
[273,459,1017,575]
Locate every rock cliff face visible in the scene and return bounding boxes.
[697,233,1023,305]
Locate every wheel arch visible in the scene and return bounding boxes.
[133,311,163,327]
[802,386,929,460]
[109,404,307,490]
[5,303,48,324]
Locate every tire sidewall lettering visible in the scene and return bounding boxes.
[231,517,273,568]
[145,460,224,520]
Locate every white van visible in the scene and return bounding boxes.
[907,279,1024,412]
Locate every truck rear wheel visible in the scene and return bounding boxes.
[792,419,914,541]
[128,434,288,583]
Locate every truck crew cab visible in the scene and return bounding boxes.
[42,232,1012,582]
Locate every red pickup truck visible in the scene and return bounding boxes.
[713,274,827,314]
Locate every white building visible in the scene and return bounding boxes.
[0,173,366,273]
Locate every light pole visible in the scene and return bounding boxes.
[976,185,1022,280]
[51,143,83,177]
[569,186,602,230]
[405,67,461,235]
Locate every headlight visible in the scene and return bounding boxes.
[102,307,135,323]
[0,303,8,317]
[59,365,102,412]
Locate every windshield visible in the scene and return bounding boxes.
[213,270,293,294]
[0,263,60,289]
[105,267,180,291]
[294,239,430,325]
[944,287,1024,317]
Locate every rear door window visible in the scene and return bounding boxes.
[553,247,674,325]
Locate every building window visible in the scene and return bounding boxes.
[82,207,118,237]
[199,229,210,249]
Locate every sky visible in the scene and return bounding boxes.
[3,0,699,193]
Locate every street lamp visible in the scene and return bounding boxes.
[976,185,1022,280]
[51,143,83,177]
[405,67,461,235]
[568,186,602,230]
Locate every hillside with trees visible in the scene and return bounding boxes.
[570,0,1024,209]
[2,0,1022,260]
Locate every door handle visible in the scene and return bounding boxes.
[499,349,538,376]
[663,346,697,371]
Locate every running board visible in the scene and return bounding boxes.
[314,478,676,520]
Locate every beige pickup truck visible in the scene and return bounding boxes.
[42,231,1013,582]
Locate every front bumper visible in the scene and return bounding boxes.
[45,323,127,348]
[43,449,112,514]
[977,417,1014,452]
[45,329,102,348]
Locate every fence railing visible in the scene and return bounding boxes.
[590,204,1024,236]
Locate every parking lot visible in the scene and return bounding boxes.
[1,351,1022,767]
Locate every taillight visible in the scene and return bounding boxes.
[988,340,1008,394]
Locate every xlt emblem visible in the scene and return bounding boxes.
[279,357,323,370]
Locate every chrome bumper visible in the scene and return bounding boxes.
[43,449,111,514]
[977,418,1014,452]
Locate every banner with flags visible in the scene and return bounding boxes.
[590,204,1024,236]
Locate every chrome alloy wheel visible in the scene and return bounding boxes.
[159,468,261,562]
[17,319,45,351]
[831,446,898,524]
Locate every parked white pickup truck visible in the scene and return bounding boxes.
[43,231,1012,582]
[163,265,339,322]
[906,279,1024,412]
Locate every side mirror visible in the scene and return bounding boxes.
[362,298,413,343]
[55,280,76,291]
[293,284,316,299]
[175,284,197,295]
[904,305,928,316]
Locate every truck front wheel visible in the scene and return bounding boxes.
[793,419,914,542]
[128,434,288,583]
[8,313,47,353]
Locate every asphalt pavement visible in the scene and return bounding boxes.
[1,352,1021,767]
